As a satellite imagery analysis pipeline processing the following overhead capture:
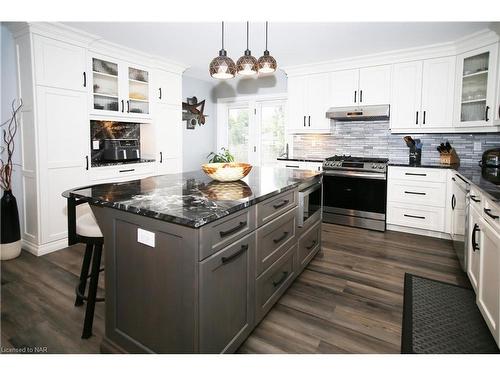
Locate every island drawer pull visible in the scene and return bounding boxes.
[273,231,289,244]
[484,208,499,220]
[405,172,427,177]
[221,244,249,264]
[119,169,135,173]
[470,195,481,203]
[306,240,317,250]
[273,199,289,209]
[219,221,247,238]
[404,214,425,220]
[272,271,289,287]
[404,191,426,195]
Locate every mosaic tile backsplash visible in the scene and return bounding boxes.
[292,121,500,166]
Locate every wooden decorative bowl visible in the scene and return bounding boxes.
[201,162,252,182]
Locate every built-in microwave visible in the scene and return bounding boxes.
[298,177,323,227]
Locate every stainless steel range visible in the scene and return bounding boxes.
[322,155,388,231]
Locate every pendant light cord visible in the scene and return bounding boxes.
[222,21,224,50]
[246,21,249,50]
[265,21,268,50]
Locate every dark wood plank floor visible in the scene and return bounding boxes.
[1,223,469,354]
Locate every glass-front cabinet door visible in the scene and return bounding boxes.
[455,44,498,127]
[127,66,150,116]
[91,57,120,113]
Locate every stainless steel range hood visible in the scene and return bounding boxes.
[326,105,390,121]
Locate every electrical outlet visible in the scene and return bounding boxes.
[473,141,482,152]
[137,228,155,247]
[92,140,100,150]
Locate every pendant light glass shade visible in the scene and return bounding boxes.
[209,22,236,79]
[237,22,258,76]
[258,22,277,74]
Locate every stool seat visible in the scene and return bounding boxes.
[76,204,102,238]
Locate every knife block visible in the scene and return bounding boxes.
[440,148,460,165]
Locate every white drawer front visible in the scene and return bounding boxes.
[469,186,483,213]
[388,166,447,183]
[90,163,155,182]
[387,180,446,207]
[483,197,500,233]
[387,203,445,232]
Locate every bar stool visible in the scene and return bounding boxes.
[68,200,104,339]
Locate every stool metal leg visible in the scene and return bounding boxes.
[82,242,103,339]
[75,242,93,307]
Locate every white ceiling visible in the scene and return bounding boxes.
[65,22,494,81]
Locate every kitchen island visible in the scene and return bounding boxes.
[64,167,323,354]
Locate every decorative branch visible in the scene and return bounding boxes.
[1,99,23,191]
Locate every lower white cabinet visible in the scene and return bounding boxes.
[276,160,322,172]
[467,204,482,292]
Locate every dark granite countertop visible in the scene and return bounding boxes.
[277,157,324,163]
[388,162,500,202]
[63,167,322,228]
[91,158,156,168]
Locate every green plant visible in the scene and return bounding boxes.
[207,147,235,163]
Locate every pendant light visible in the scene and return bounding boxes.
[236,22,258,76]
[209,22,236,79]
[257,21,277,74]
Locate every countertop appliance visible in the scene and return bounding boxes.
[451,173,470,272]
[101,139,140,161]
[325,104,390,122]
[298,176,323,228]
[322,155,388,231]
[481,148,500,167]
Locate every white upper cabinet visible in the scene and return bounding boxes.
[421,56,455,129]
[391,56,455,132]
[286,73,330,133]
[454,43,498,128]
[154,104,182,175]
[358,65,392,106]
[33,35,87,92]
[390,61,423,130]
[329,65,391,107]
[329,69,359,107]
[153,70,182,106]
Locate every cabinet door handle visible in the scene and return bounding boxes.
[272,199,289,209]
[127,100,130,113]
[83,72,86,87]
[303,116,306,127]
[306,240,317,250]
[470,195,481,203]
[308,115,311,127]
[423,111,426,124]
[404,214,426,220]
[451,194,456,210]
[285,165,299,168]
[485,106,490,122]
[404,191,426,196]
[159,151,163,163]
[272,271,289,287]
[221,244,248,264]
[219,221,247,238]
[119,168,135,173]
[498,105,500,119]
[359,90,363,103]
[471,223,480,252]
[415,111,419,124]
[85,155,89,170]
[121,100,124,112]
[159,87,162,100]
[354,90,357,103]
[484,208,499,220]
[405,172,427,177]
[273,231,289,244]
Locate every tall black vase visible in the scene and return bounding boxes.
[1,189,21,244]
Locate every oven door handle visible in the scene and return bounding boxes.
[324,170,386,180]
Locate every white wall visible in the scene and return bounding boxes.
[182,75,217,171]
[1,23,24,227]
[212,69,287,99]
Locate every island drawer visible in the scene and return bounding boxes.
[256,207,297,276]
[256,189,298,226]
[256,243,297,322]
[198,206,256,260]
[298,220,321,272]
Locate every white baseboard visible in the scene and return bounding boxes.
[386,224,452,240]
[22,237,69,256]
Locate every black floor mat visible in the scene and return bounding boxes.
[401,273,499,354]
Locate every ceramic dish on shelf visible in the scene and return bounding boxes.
[201,162,252,182]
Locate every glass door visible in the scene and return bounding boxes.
[257,101,286,166]
[92,58,120,113]
[127,66,150,115]
[227,106,251,163]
